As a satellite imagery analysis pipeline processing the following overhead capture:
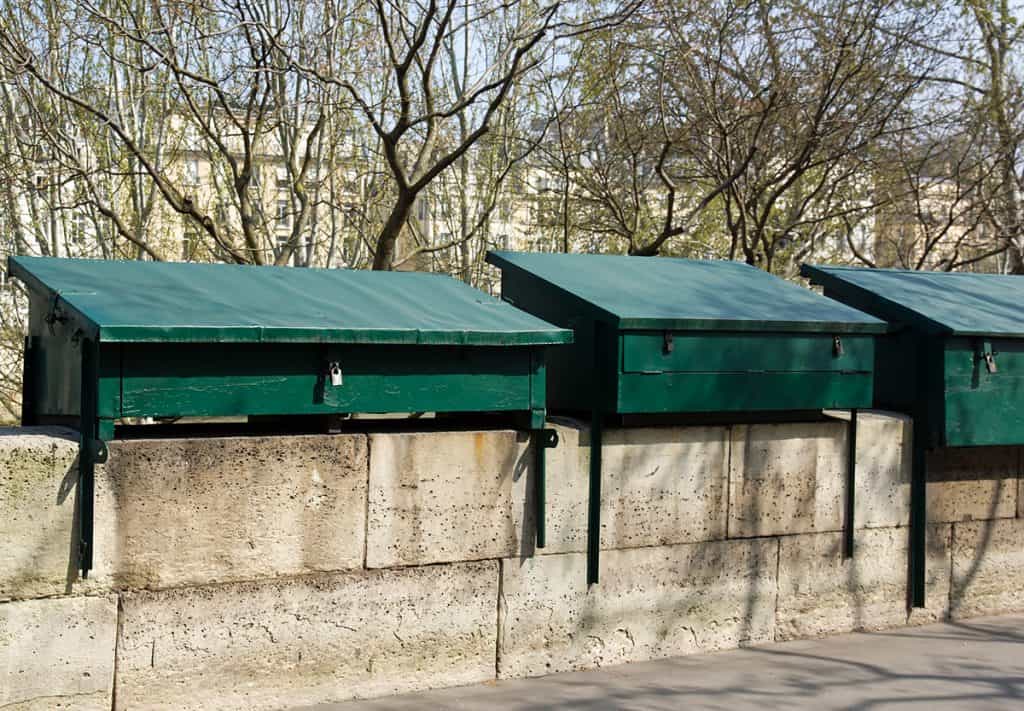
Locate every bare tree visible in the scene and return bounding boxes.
[549,0,941,275]
[0,0,340,265]
[269,0,630,270]
[952,0,1023,271]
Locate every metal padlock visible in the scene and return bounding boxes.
[328,361,343,386]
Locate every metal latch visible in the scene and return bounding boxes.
[980,341,998,374]
[328,361,343,386]
[833,335,844,357]
[663,332,674,354]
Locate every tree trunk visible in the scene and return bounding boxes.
[373,192,415,270]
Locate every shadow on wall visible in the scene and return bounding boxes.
[0,430,81,600]
[60,455,80,594]
[514,432,534,561]
[929,446,1022,617]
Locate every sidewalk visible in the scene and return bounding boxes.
[300,615,1024,710]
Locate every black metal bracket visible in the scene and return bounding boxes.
[539,428,559,449]
[587,322,608,586]
[78,337,102,579]
[44,293,68,334]
[533,427,560,550]
[587,409,603,585]
[91,439,108,464]
[843,410,857,559]
[909,430,927,608]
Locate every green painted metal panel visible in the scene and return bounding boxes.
[9,256,571,346]
[97,345,121,418]
[621,332,873,374]
[943,337,1024,447]
[870,330,919,413]
[497,265,613,412]
[807,263,1024,447]
[491,250,879,416]
[803,264,1024,337]
[617,371,874,414]
[488,251,886,333]
[29,289,82,417]
[118,343,534,417]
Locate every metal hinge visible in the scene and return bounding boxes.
[663,332,674,354]
[81,437,108,464]
[44,294,68,334]
[833,335,844,357]
[539,428,559,449]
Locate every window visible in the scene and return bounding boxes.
[72,212,89,244]
[184,159,200,186]
[276,165,290,188]
[416,198,430,222]
[276,199,290,230]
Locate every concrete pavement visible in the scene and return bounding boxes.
[299,615,1024,710]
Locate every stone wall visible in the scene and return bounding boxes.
[2,414,1022,710]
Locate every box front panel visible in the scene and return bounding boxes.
[622,331,872,374]
[617,331,874,414]
[617,371,874,414]
[499,269,612,412]
[28,289,82,418]
[118,343,533,418]
[944,337,1024,447]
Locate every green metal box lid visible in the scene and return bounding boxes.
[9,256,573,346]
[487,251,886,333]
[801,264,1024,337]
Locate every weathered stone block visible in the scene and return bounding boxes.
[366,430,527,568]
[776,525,950,640]
[951,517,1024,618]
[115,561,498,710]
[927,447,1018,523]
[497,539,778,678]
[0,427,79,601]
[850,411,912,529]
[729,421,847,537]
[512,420,729,556]
[93,433,368,590]
[0,595,117,710]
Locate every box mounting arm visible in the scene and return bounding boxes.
[532,427,559,550]
[77,337,106,579]
[843,410,857,559]
[587,322,609,586]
